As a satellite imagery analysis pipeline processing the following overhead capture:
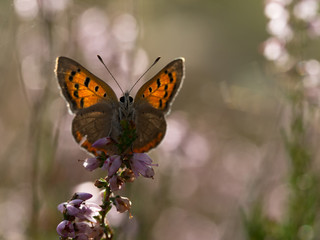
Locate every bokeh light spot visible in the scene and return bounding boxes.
[293,0,319,21]
[160,113,188,153]
[265,2,285,19]
[77,8,109,57]
[263,38,283,61]
[14,0,38,20]
[112,14,138,43]
[305,59,320,75]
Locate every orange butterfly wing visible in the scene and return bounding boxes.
[55,57,119,156]
[132,58,185,153]
[55,56,118,112]
[134,58,185,114]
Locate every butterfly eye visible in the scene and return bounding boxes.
[129,96,133,103]
[120,96,125,103]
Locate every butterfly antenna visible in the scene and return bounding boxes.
[129,56,161,93]
[97,55,124,95]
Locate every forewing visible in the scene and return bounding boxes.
[55,56,118,113]
[134,58,185,114]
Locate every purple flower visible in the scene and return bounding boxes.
[73,192,93,201]
[57,192,104,239]
[92,137,112,148]
[69,199,84,206]
[58,200,82,215]
[66,203,81,216]
[102,155,122,177]
[56,220,76,238]
[108,175,124,192]
[57,194,101,223]
[78,202,102,223]
[57,220,102,239]
[83,157,100,171]
[57,202,67,213]
[130,153,158,178]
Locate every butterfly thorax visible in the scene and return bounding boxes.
[119,92,135,120]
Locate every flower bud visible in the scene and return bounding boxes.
[114,196,131,213]
[83,157,100,171]
[73,192,93,201]
[102,155,122,177]
[130,153,158,178]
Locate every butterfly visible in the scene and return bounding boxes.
[55,56,184,156]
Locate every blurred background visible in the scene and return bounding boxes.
[2,0,320,239]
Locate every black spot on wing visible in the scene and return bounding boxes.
[84,77,90,87]
[80,98,84,108]
[168,72,174,83]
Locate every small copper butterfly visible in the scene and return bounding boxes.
[55,56,185,156]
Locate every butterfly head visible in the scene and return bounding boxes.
[119,92,134,119]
